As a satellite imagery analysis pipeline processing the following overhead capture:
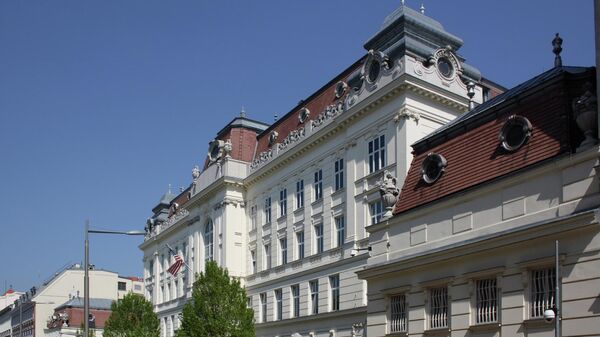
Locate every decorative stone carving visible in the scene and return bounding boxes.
[278,127,306,151]
[311,101,345,129]
[250,148,273,169]
[573,82,598,152]
[362,50,390,85]
[378,170,400,221]
[432,47,461,80]
[223,139,233,158]
[335,81,348,99]
[165,208,189,228]
[207,139,229,164]
[192,165,200,180]
[394,107,420,124]
[298,107,310,124]
[269,131,279,146]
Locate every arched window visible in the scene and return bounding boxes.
[204,220,214,261]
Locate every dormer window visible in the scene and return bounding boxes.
[363,50,389,85]
[437,57,454,78]
[421,153,447,184]
[499,115,532,152]
[367,60,381,84]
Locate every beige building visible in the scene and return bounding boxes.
[7,264,142,337]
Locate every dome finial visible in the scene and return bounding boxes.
[240,106,246,118]
[401,0,405,6]
[168,183,172,194]
[420,3,425,14]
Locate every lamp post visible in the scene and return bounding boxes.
[84,220,146,337]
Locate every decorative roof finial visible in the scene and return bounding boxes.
[552,33,563,67]
[401,0,405,6]
[240,106,246,118]
[420,3,425,14]
[168,184,172,194]
[274,114,278,122]
[467,81,476,110]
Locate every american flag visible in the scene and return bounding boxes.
[167,254,184,276]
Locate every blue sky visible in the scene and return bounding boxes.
[0,0,594,293]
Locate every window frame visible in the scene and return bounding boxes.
[291,284,300,318]
[369,200,384,225]
[334,158,344,191]
[428,286,449,330]
[529,267,556,319]
[275,288,283,321]
[279,188,287,218]
[204,220,214,261]
[296,231,305,260]
[368,134,386,174]
[260,292,267,323]
[279,237,288,265]
[264,243,271,270]
[389,293,407,334]
[296,180,304,209]
[310,279,319,315]
[334,215,345,248]
[330,275,340,312]
[250,205,257,230]
[264,197,272,224]
[314,222,324,254]
[314,169,323,201]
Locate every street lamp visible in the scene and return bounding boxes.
[84,220,146,337]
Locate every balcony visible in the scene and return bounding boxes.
[191,158,249,197]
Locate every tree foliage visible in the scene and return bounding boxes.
[177,260,255,337]
[103,293,160,337]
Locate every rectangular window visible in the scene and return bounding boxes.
[264,197,272,224]
[314,223,324,254]
[117,281,126,291]
[310,280,319,315]
[174,280,178,298]
[368,134,386,173]
[531,268,556,318]
[429,287,448,329]
[264,244,271,270]
[476,278,498,324]
[334,158,344,191]
[296,180,304,209]
[314,169,323,201]
[260,292,267,323]
[297,231,305,260]
[390,294,407,333]
[275,289,283,321]
[291,284,300,318]
[335,216,345,248]
[280,237,288,265]
[250,205,257,230]
[279,189,287,217]
[370,200,384,225]
[250,250,256,274]
[247,296,252,308]
[330,275,340,311]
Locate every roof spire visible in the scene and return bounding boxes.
[240,106,246,118]
[552,33,563,67]
[168,184,172,194]
[401,0,405,6]
[420,3,425,14]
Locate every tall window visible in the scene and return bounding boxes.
[291,284,300,318]
[476,278,498,324]
[296,231,305,260]
[314,169,323,201]
[279,189,287,217]
[429,287,448,329]
[335,216,345,247]
[275,289,283,321]
[368,134,386,173]
[296,180,304,209]
[390,294,407,333]
[314,223,324,254]
[250,205,257,230]
[310,280,319,314]
[250,250,256,274]
[280,237,287,265]
[370,200,384,225]
[330,275,340,311]
[260,292,267,323]
[531,268,556,318]
[264,244,271,270]
[204,221,214,261]
[334,158,344,191]
[264,197,272,224]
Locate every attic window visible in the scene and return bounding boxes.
[421,153,447,184]
[499,115,532,152]
[367,59,381,84]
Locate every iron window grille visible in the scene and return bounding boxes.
[390,294,407,333]
[429,287,448,329]
[531,268,556,318]
[475,278,498,324]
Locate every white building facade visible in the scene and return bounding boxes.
[140,5,496,337]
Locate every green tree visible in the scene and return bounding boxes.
[103,293,160,337]
[177,260,255,337]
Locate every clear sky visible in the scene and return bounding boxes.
[0,0,595,293]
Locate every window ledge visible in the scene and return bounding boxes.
[294,206,305,214]
[385,332,407,337]
[332,188,345,197]
[469,322,500,332]
[522,318,554,329]
[423,327,450,336]
[311,199,323,207]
